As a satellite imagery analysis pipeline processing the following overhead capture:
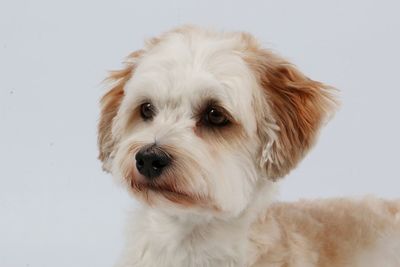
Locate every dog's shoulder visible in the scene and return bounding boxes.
[248,197,400,267]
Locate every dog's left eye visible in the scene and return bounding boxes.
[140,102,155,120]
[204,107,229,126]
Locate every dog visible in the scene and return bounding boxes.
[98,26,400,267]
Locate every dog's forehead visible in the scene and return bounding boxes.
[123,34,258,124]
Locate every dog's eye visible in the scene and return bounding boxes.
[140,102,155,120]
[204,107,229,126]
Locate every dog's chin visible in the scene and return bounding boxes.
[126,170,208,211]
[131,181,195,204]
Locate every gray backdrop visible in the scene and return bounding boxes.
[1,0,399,266]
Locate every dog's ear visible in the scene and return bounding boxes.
[249,50,338,180]
[98,51,143,172]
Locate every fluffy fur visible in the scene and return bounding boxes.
[98,26,400,267]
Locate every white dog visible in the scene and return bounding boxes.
[98,26,400,267]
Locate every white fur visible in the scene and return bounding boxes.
[116,183,277,267]
[109,27,276,267]
[112,28,264,217]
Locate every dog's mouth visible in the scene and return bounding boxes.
[145,183,192,198]
[130,179,196,203]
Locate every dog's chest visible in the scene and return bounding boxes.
[122,214,248,267]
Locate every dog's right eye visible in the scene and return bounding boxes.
[204,107,229,126]
[140,102,155,120]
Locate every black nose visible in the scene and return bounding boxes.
[135,145,171,179]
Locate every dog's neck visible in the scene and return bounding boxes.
[119,180,277,267]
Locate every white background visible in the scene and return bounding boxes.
[1,0,399,266]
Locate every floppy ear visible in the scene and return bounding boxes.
[249,50,338,180]
[98,51,143,171]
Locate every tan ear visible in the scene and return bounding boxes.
[249,50,338,180]
[98,51,143,171]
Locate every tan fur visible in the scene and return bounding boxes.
[243,45,337,179]
[98,51,143,170]
[249,198,400,267]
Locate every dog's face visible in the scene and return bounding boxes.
[98,27,336,217]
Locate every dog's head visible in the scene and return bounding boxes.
[98,26,337,217]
